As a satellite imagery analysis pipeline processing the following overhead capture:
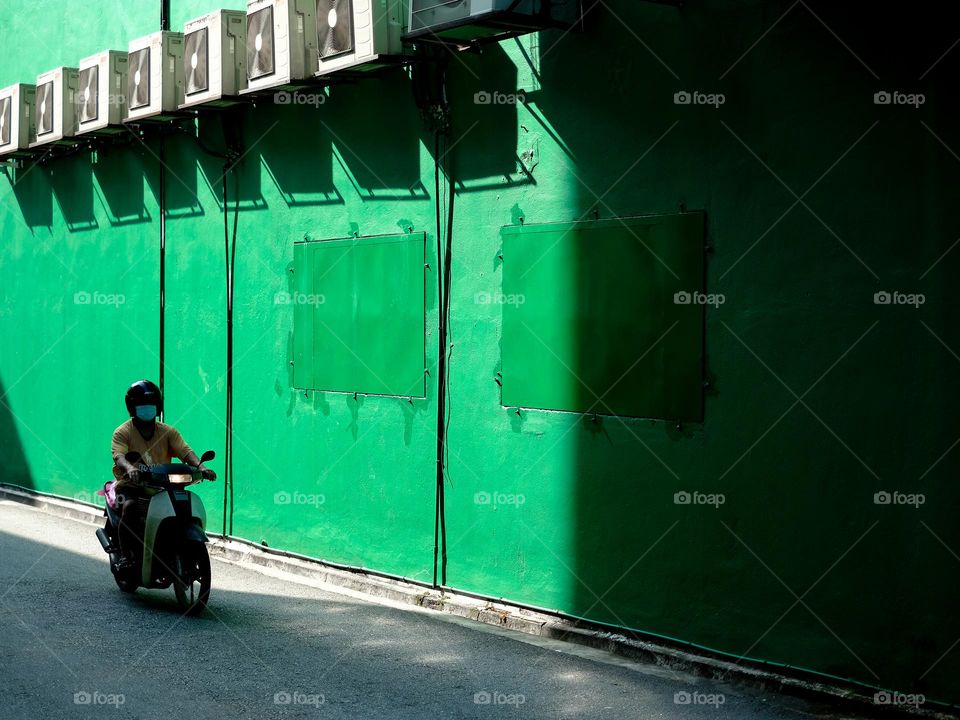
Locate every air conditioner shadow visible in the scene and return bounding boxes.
[255,102,341,207]
[143,135,205,219]
[93,147,151,226]
[46,153,98,232]
[325,69,428,202]
[5,163,53,231]
[443,43,531,192]
[197,111,268,212]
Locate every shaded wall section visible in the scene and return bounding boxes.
[440,0,960,707]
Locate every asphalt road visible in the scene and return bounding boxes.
[0,499,872,719]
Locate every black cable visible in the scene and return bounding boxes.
[438,126,456,586]
[222,167,230,536]
[178,123,229,161]
[229,169,238,535]
[220,163,239,537]
[158,138,166,415]
[158,0,171,428]
[213,108,241,537]
[432,129,442,588]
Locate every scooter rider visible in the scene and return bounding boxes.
[111,380,216,569]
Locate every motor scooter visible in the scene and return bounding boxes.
[95,450,216,613]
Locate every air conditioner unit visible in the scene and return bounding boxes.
[29,67,80,147]
[0,83,36,158]
[242,0,319,93]
[314,0,408,76]
[125,31,185,122]
[76,51,128,136]
[180,9,248,109]
[406,0,580,44]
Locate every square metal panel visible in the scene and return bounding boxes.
[501,213,706,421]
[293,233,426,397]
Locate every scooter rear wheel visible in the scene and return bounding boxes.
[111,555,138,594]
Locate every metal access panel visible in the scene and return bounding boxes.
[293,233,426,397]
[501,213,705,421]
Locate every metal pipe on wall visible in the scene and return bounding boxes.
[157,0,170,405]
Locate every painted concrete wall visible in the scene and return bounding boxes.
[1,0,958,709]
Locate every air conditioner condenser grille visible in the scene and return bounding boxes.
[247,6,275,80]
[185,27,209,95]
[0,96,11,146]
[79,65,99,123]
[36,81,54,136]
[317,0,355,59]
[128,47,151,109]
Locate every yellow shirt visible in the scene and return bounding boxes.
[111,420,193,488]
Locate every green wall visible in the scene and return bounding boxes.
[1,0,958,709]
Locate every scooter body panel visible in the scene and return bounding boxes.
[141,490,207,586]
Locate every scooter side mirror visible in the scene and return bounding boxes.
[200,450,216,463]
[125,451,143,464]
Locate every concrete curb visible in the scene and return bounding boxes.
[1,484,952,719]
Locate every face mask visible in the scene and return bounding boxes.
[135,405,157,422]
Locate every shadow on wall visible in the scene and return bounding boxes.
[0,374,34,491]
[46,153,98,232]
[93,146,151,226]
[7,162,52,231]
[326,68,427,201]
[445,42,530,192]
[143,135,204,219]
[197,110,268,212]
[535,0,960,707]
[254,99,339,208]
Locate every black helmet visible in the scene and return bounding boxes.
[125,379,162,417]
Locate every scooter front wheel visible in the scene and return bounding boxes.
[173,544,211,614]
